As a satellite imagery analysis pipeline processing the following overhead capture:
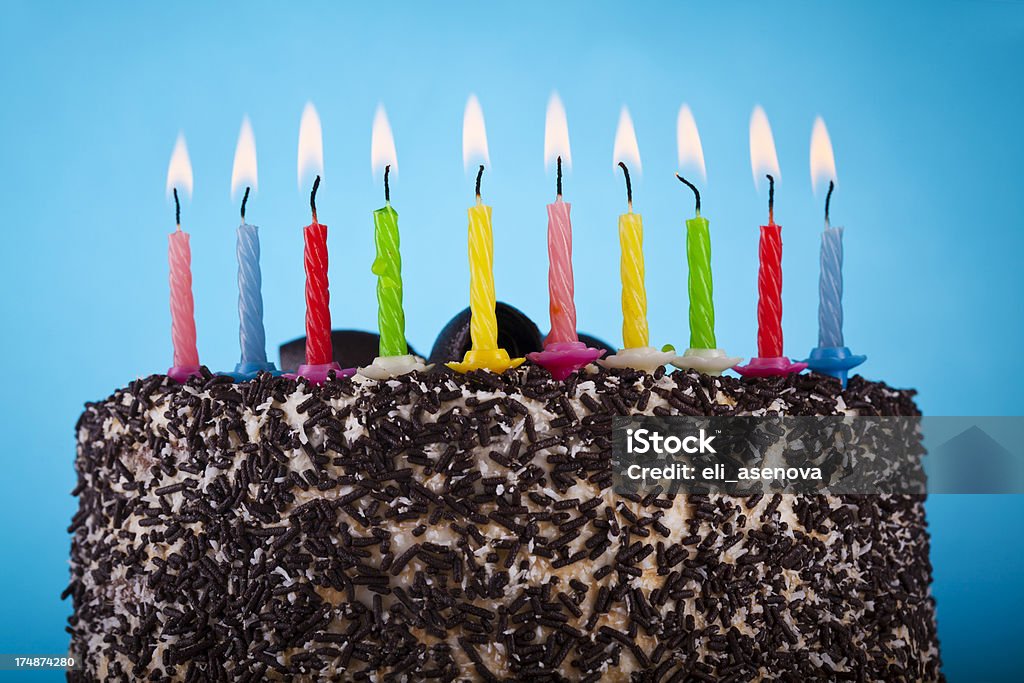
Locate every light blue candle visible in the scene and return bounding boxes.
[817,182,844,348]
[237,188,268,365]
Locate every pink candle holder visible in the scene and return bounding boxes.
[167,365,202,383]
[733,356,807,378]
[527,341,606,381]
[284,361,356,385]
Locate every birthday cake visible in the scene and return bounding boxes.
[65,342,942,680]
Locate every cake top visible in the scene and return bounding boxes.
[82,364,919,440]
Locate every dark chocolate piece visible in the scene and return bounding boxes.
[279,330,420,372]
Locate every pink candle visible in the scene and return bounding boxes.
[168,188,199,378]
[547,158,578,345]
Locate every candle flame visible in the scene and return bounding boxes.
[809,116,837,196]
[371,104,398,180]
[297,101,324,189]
[544,92,571,172]
[676,104,706,185]
[165,132,193,200]
[462,94,490,172]
[612,106,641,174]
[231,116,258,199]
[749,105,780,193]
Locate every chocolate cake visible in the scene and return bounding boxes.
[65,364,941,681]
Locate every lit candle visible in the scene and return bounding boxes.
[805,117,865,385]
[526,93,605,380]
[735,106,806,377]
[292,103,348,383]
[599,108,673,373]
[230,117,274,376]
[303,176,332,366]
[165,134,200,382]
[446,95,523,374]
[357,107,430,380]
[544,94,577,345]
[670,106,741,376]
[370,107,406,357]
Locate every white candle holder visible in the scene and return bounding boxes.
[357,354,432,380]
[598,346,676,374]
[671,347,743,376]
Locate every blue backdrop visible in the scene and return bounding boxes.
[1,1,1021,680]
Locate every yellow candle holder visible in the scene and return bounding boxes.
[446,347,524,374]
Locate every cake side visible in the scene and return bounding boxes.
[65,367,941,681]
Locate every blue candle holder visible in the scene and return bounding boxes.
[221,360,282,381]
[805,346,866,388]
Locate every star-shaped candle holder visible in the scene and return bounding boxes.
[734,356,808,378]
[671,347,743,376]
[446,348,525,375]
[358,354,432,380]
[804,346,866,388]
[598,346,676,374]
[285,361,356,385]
[167,365,202,383]
[222,360,281,381]
[527,341,606,381]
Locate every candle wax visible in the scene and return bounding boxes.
[686,215,715,349]
[168,228,199,369]
[304,221,333,366]
[756,222,784,358]
[818,225,844,348]
[372,204,407,357]
[619,211,648,349]
[546,199,578,345]
[237,223,267,365]
[468,201,498,351]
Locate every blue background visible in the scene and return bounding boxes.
[1,1,1022,680]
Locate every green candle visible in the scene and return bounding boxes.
[372,166,407,357]
[678,175,715,349]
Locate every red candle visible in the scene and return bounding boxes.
[756,174,783,358]
[304,176,333,366]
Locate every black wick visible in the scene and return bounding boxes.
[766,174,775,225]
[310,175,321,223]
[475,164,485,199]
[825,180,835,226]
[556,156,563,198]
[384,165,391,204]
[618,161,633,209]
[173,188,181,227]
[675,174,701,214]
[240,186,250,222]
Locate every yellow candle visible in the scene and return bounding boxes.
[447,166,524,374]
[617,163,648,349]
[468,199,498,351]
[619,211,648,348]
